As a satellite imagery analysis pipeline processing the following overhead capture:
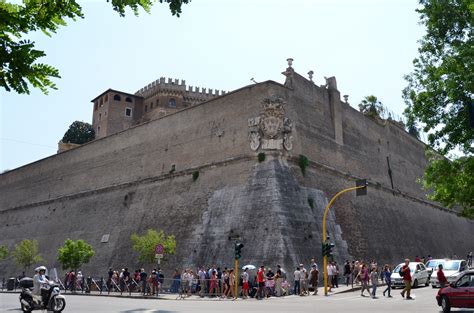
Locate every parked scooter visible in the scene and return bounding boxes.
[19,277,66,313]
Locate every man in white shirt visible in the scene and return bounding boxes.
[293,267,301,295]
[327,262,334,292]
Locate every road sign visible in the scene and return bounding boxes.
[155,254,163,259]
[155,244,164,254]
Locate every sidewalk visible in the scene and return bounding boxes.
[1,283,364,301]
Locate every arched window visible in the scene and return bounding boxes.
[97,126,101,135]
[168,98,176,108]
[113,94,121,101]
[144,105,148,113]
[125,97,133,103]
[150,101,154,109]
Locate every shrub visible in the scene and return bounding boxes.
[192,171,199,181]
[257,152,266,163]
[298,155,309,176]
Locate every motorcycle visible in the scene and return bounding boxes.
[19,277,66,313]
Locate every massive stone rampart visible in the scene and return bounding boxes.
[0,68,472,279]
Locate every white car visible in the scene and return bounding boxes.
[426,259,447,279]
[430,260,468,288]
[391,262,430,288]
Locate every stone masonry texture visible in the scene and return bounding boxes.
[0,68,473,280]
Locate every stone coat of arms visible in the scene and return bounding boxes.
[248,97,293,151]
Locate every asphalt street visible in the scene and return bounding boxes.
[1,286,471,313]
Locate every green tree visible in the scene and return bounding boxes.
[421,152,474,217]
[358,95,385,119]
[57,239,95,271]
[0,245,9,261]
[403,0,473,217]
[131,229,176,264]
[62,121,95,144]
[1,0,190,95]
[12,239,43,271]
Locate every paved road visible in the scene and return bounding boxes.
[0,286,464,313]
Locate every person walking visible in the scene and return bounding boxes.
[382,265,392,297]
[327,262,333,292]
[359,264,370,297]
[437,264,449,288]
[209,270,218,297]
[274,269,283,297]
[400,259,413,300]
[242,269,249,299]
[370,267,378,299]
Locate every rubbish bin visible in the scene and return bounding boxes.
[7,277,15,291]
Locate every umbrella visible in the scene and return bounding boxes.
[242,264,256,270]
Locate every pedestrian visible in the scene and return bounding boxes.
[415,255,421,262]
[468,252,473,267]
[343,260,351,286]
[266,268,275,297]
[333,261,339,288]
[140,268,148,295]
[359,264,370,297]
[310,264,319,295]
[209,270,218,297]
[293,266,301,296]
[382,265,392,297]
[241,268,249,299]
[400,259,413,300]
[256,265,265,300]
[198,267,207,297]
[228,269,235,298]
[274,269,283,297]
[299,264,308,296]
[370,267,378,299]
[437,264,449,288]
[149,270,158,295]
[327,262,333,292]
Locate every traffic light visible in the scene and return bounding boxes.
[234,242,244,259]
[356,179,368,196]
[327,243,335,257]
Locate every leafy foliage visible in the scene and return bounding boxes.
[403,0,473,155]
[192,170,199,181]
[421,152,473,218]
[358,95,385,120]
[0,245,8,261]
[1,0,189,95]
[257,152,266,163]
[298,154,309,176]
[57,239,95,271]
[403,0,473,216]
[131,229,176,264]
[12,239,43,270]
[308,197,314,209]
[62,121,95,144]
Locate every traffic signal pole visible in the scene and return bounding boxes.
[322,184,367,296]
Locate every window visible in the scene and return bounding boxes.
[97,126,100,135]
[125,107,132,117]
[114,94,121,101]
[145,105,148,113]
[105,95,108,102]
[150,102,154,109]
[168,98,176,108]
[100,98,103,105]
[125,97,132,103]
[99,113,102,121]
[94,102,98,111]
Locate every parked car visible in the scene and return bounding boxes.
[391,262,430,288]
[426,259,447,279]
[436,269,474,313]
[431,260,469,288]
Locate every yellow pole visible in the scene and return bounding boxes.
[234,258,239,299]
[322,185,366,296]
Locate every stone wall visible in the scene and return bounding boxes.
[0,69,472,279]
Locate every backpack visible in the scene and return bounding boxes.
[399,267,404,277]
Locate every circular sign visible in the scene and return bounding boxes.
[155,244,164,254]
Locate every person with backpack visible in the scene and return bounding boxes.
[400,259,413,300]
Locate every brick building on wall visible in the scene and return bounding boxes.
[92,78,227,139]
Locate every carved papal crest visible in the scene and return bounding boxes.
[248,97,293,151]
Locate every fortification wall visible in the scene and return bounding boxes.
[0,81,286,211]
[0,70,472,279]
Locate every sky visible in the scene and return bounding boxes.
[0,0,425,172]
